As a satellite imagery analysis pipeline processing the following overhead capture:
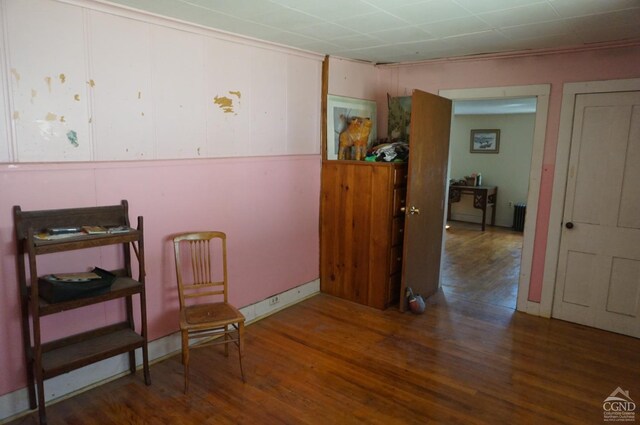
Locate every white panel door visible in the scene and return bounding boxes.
[553,91,640,338]
[89,11,154,160]
[5,0,91,161]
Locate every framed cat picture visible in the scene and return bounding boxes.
[327,95,377,160]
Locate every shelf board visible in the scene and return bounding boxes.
[32,230,140,254]
[41,326,144,379]
[38,277,143,316]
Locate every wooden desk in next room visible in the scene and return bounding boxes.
[447,185,498,231]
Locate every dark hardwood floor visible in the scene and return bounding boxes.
[8,293,640,425]
[442,221,523,309]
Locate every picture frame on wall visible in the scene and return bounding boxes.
[327,95,377,160]
[470,129,500,153]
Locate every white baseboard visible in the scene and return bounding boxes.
[0,279,320,423]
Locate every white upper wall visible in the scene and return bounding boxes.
[0,0,323,162]
[328,56,392,141]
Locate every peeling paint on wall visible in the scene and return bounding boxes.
[44,76,52,92]
[59,73,66,84]
[66,130,78,147]
[87,79,95,87]
[36,120,54,140]
[74,94,80,101]
[10,68,20,84]
[213,95,233,113]
[213,90,242,114]
[45,112,57,121]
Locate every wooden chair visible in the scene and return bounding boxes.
[173,231,245,393]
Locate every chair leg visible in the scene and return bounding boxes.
[224,325,229,357]
[181,330,190,393]
[238,322,245,383]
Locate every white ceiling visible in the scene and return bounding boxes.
[107,0,640,64]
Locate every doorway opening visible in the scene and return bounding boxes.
[439,85,550,314]
[442,97,536,309]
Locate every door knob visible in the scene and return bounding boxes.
[409,206,420,215]
[565,222,574,229]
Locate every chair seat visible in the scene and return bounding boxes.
[181,302,245,330]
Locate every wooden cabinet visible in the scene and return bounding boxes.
[13,201,151,425]
[319,90,452,311]
[320,161,407,309]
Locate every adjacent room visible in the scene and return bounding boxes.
[442,97,536,309]
[1,0,639,424]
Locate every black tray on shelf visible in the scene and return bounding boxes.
[38,267,117,303]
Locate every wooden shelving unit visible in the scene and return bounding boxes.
[13,201,151,425]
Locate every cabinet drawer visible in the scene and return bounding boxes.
[388,273,401,306]
[392,217,405,246]
[390,245,403,275]
[393,166,408,187]
[393,188,406,217]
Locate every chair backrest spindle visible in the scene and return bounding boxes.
[173,231,229,309]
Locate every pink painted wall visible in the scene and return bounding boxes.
[380,43,640,302]
[0,155,320,395]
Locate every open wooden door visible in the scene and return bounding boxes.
[399,90,452,311]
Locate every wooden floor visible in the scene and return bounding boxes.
[442,221,523,309]
[9,293,640,425]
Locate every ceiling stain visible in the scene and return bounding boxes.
[31,89,37,104]
[74,94,80,101]
[88,117,92,123]
[66,130,78,147]
[229,90,241,99]
[59,116,66,123]
[87,79,95,88]
[44,76,52,93]
[138,91,142,99]
[45,112,57,121]
[13,111,20,120]
[59,73,66,84]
